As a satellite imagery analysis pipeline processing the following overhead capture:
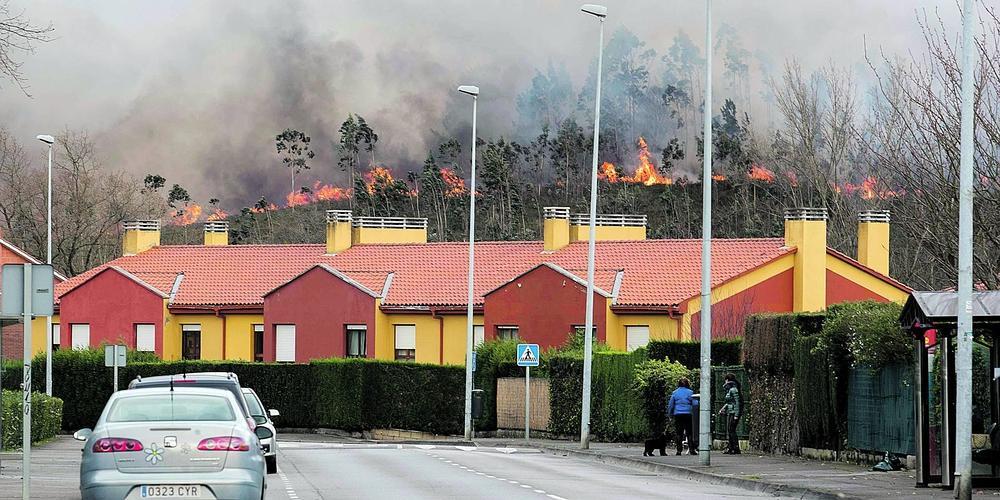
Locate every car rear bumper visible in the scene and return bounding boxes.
[81,468,264,500]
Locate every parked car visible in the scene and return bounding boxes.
[75,386,269,500]
[241,388,280,474]
[129,372,252,424]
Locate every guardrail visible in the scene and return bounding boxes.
[569,213,647,227]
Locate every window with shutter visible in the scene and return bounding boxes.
[626,325,650,352]
[346,325,367,358]
[394,325,416,361]
[135,324,155,352]
[71,324,90,350]
[275,324,296,362]
[473,325,484,348]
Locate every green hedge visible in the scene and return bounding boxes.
[743,313,822,374]
[646,339,742,368]
[2,391,63,450]
[633,358,691,436]
[313,359,464,435]
[472,340,521,431]
[547,354,584,437]
[793,335,842,450]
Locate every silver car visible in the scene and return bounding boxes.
[75,387,268,500]
[240,388,279,474]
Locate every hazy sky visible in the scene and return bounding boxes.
[0,0,962,208]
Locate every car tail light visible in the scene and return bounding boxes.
[197,436,250,452]
[93,438,144,453]
[246,417,257,431]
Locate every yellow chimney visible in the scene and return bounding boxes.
[351,216,427,245]
[203,221,229,246]
[543,207,570,251]
[326,210,353,254]
[123,220,161,256]
[784,207,827,312]
[857,210,890,275]
[569,213,647,242]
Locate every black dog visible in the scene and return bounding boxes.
[643,434,667,456]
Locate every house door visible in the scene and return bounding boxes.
[182,331,201,360]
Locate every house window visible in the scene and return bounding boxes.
[394,325,416,361]
[626,325,650,352]
[181,324,201,360]
[253,324,264,362]
[135,324,155,352]
[51,323,60,351]
[346,325,367,358]
[275,324,296,363]
[573,325,597,337]
[473,325,484,348]
[71,324,90,350]
[496,326,519,341]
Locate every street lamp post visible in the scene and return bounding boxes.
[36,134,54,397]
[579,3,606,450]
[698,0,714,467]
[457,85,480,441]
[955,0,976,497]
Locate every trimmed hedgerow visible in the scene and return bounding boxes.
[2,390,63,450]
[632,358,691,436]
[646,339,742,368]
[473,339,521,431]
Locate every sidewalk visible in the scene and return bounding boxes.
[474,438,972,499]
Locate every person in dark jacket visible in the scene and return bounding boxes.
[719,373,742,454]
[666,377,697,455]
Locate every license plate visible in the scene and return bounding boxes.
[141,485,200,497]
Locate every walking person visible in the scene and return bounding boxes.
[666,377,697,455]
[719,373,742,454]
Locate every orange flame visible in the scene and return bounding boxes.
[170,203,202,226]
[842,176,902,200]
[206,208,228,221]
[712,174,727,181]
[250,203,278,214]
[364,166,396,195]
[598,162,618,183]
[748,164,776,183]
[313,182,352,202]
[286,190,312,207]
[628,137,672,185]
[440,168,467,197]
[599,137,673,186]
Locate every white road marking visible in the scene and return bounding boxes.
[428,451,561,499]
[276,467,301,500]
[547,495,569,500]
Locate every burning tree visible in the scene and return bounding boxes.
[275,128,315,195]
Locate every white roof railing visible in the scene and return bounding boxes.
[353,217,428,230]
[569,213,647,227]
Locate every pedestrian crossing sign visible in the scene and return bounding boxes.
[516,343,540,367]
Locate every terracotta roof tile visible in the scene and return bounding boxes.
[56,238,795,309]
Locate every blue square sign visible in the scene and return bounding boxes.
[516,343,540,367]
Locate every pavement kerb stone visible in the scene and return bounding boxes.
[518,443,855,500]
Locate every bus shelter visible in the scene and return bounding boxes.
[900,291,1000,489]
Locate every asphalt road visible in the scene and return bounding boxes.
[1,437,786,499]
[268,442,781,500]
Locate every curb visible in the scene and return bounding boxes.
[513,443,855,500]
[374,440,476,446]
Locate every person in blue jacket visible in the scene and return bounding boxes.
[666,377,697,455]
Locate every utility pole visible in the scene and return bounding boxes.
[698,0,714,467]
[955,0,977,497]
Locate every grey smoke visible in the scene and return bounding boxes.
[0,0,957,209]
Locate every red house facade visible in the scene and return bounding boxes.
[263,265,381,361]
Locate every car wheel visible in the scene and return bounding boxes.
[266,455,277,474]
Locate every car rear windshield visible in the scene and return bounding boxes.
[242,391,265,417]
[107,394,235,422]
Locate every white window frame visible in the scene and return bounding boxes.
[275,324,296,363]
[626,325,650,352]
[496,325,519,341]
[252,324,264,362]
[51,323,60,347]
[394,325,416,361]
[473,325,485,348]
[71,324,90,350]
[346,325,367,358]
[135,324,156,352]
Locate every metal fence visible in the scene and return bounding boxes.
[847,364,915,455]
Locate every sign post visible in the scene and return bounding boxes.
[516,343,540,441]
[105,345,127,392]
[2,263,54,500]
